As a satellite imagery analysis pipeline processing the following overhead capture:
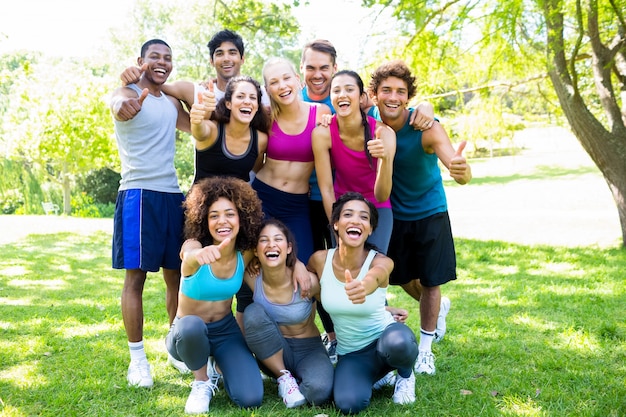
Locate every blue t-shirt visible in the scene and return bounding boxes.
[368,106,447,221]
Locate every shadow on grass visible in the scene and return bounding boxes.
[445,164,601,187]
[1,233,625,416]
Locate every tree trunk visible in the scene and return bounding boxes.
[62,164,71,215]
[544,0,626,247]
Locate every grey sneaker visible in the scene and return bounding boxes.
[392,371,416,404]
[184,380,217,414]
[373,370,396,390]
[127,358,153,388]
[326,339,337,365]
[207,356,222,387]
[414,350,436,375]
[434,296,451,343]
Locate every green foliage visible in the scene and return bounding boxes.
[76,168,121,205]
[0,157,48,214]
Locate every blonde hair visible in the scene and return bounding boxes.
[262,57,301,121]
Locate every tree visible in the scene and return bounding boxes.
[362,0,626,247]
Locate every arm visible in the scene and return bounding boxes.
[252,131,268,173]
[172,96,191,134]
[291,260,312,299]
[312,124,335,221]
[423,122,472,185]
[369,122,396,203]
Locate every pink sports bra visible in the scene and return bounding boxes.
[266,104,317,163]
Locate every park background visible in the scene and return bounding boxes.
[1,0,625,416]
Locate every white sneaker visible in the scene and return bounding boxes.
[277,370,306,408]
[414,350,436,375]
[373,370,396,390]
[434,296,451,343]
[207,356,222,387]
[127,358,153,387]
[185,380,217,414]
[168,353,190,374]
[392,371,416,404]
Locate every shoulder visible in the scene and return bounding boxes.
[372,251,393,269]
[307,249,329,272]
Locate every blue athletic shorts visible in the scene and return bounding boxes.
[112,189,184,272]
[387,211,457,287]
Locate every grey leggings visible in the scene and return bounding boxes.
[333,322,418,414]
[166,313,263,408]
[243,302,334,406]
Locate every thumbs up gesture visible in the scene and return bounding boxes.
[344,269,366,304]
[120,63,148,86]
[195,238,231,265]
[115,88,149,121]
[366,126,388,159]
[449,140,471,184]
[190,80,217,124]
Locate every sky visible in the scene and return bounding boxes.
[0,0,391,69]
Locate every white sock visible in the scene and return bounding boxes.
[419,328,435,352]
[128,340,146,362]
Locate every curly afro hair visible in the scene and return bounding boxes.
[183,176,263,251]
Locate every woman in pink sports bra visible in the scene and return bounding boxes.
[251,57,332,266]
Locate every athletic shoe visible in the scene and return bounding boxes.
[184,380,218,414]
[373,370,396,390]
[414,350,436,375]
[327,339,338,365]
[207,356,222,387]
[392,371,416,405]
[127,358,153,388]
[277,370,306,408]
[434,296,451,343]
[168,353,190,374]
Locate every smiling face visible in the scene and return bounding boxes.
[333,199,373,247]
[372,76,409,123]
[226,81,259,124]
[263,60,301,107]
[139,43,172,85]
[255,224,293,268]
[331,73,365,117]
[211,41,244,82]
[207,197,239,244]
[301,48,336,100]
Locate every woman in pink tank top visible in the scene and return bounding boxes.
[312,70,396,254]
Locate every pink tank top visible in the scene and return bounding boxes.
[266,104,316,163]
[329,115,392,209]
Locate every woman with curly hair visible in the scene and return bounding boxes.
[165,176,264,414]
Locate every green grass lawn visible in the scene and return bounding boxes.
[1,230,624,416]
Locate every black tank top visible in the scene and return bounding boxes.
[193,122,259,183]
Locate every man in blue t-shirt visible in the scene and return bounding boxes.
[367,60,472,377]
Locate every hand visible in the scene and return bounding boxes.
[386,306,408,323]
[344,269,366,304]
[409,102,435,131]
[120,63,147,86]
[318,113,333,127]
[449,141,470,183]
[200,79,217,115]
[190,92,206,125]
[366,126,387,159]
[194,238,230,265]
[116,88,148,121]
[245,257,261,278]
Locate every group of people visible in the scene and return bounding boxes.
[110,29,471,415]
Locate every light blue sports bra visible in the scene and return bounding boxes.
[180,251,244,301]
